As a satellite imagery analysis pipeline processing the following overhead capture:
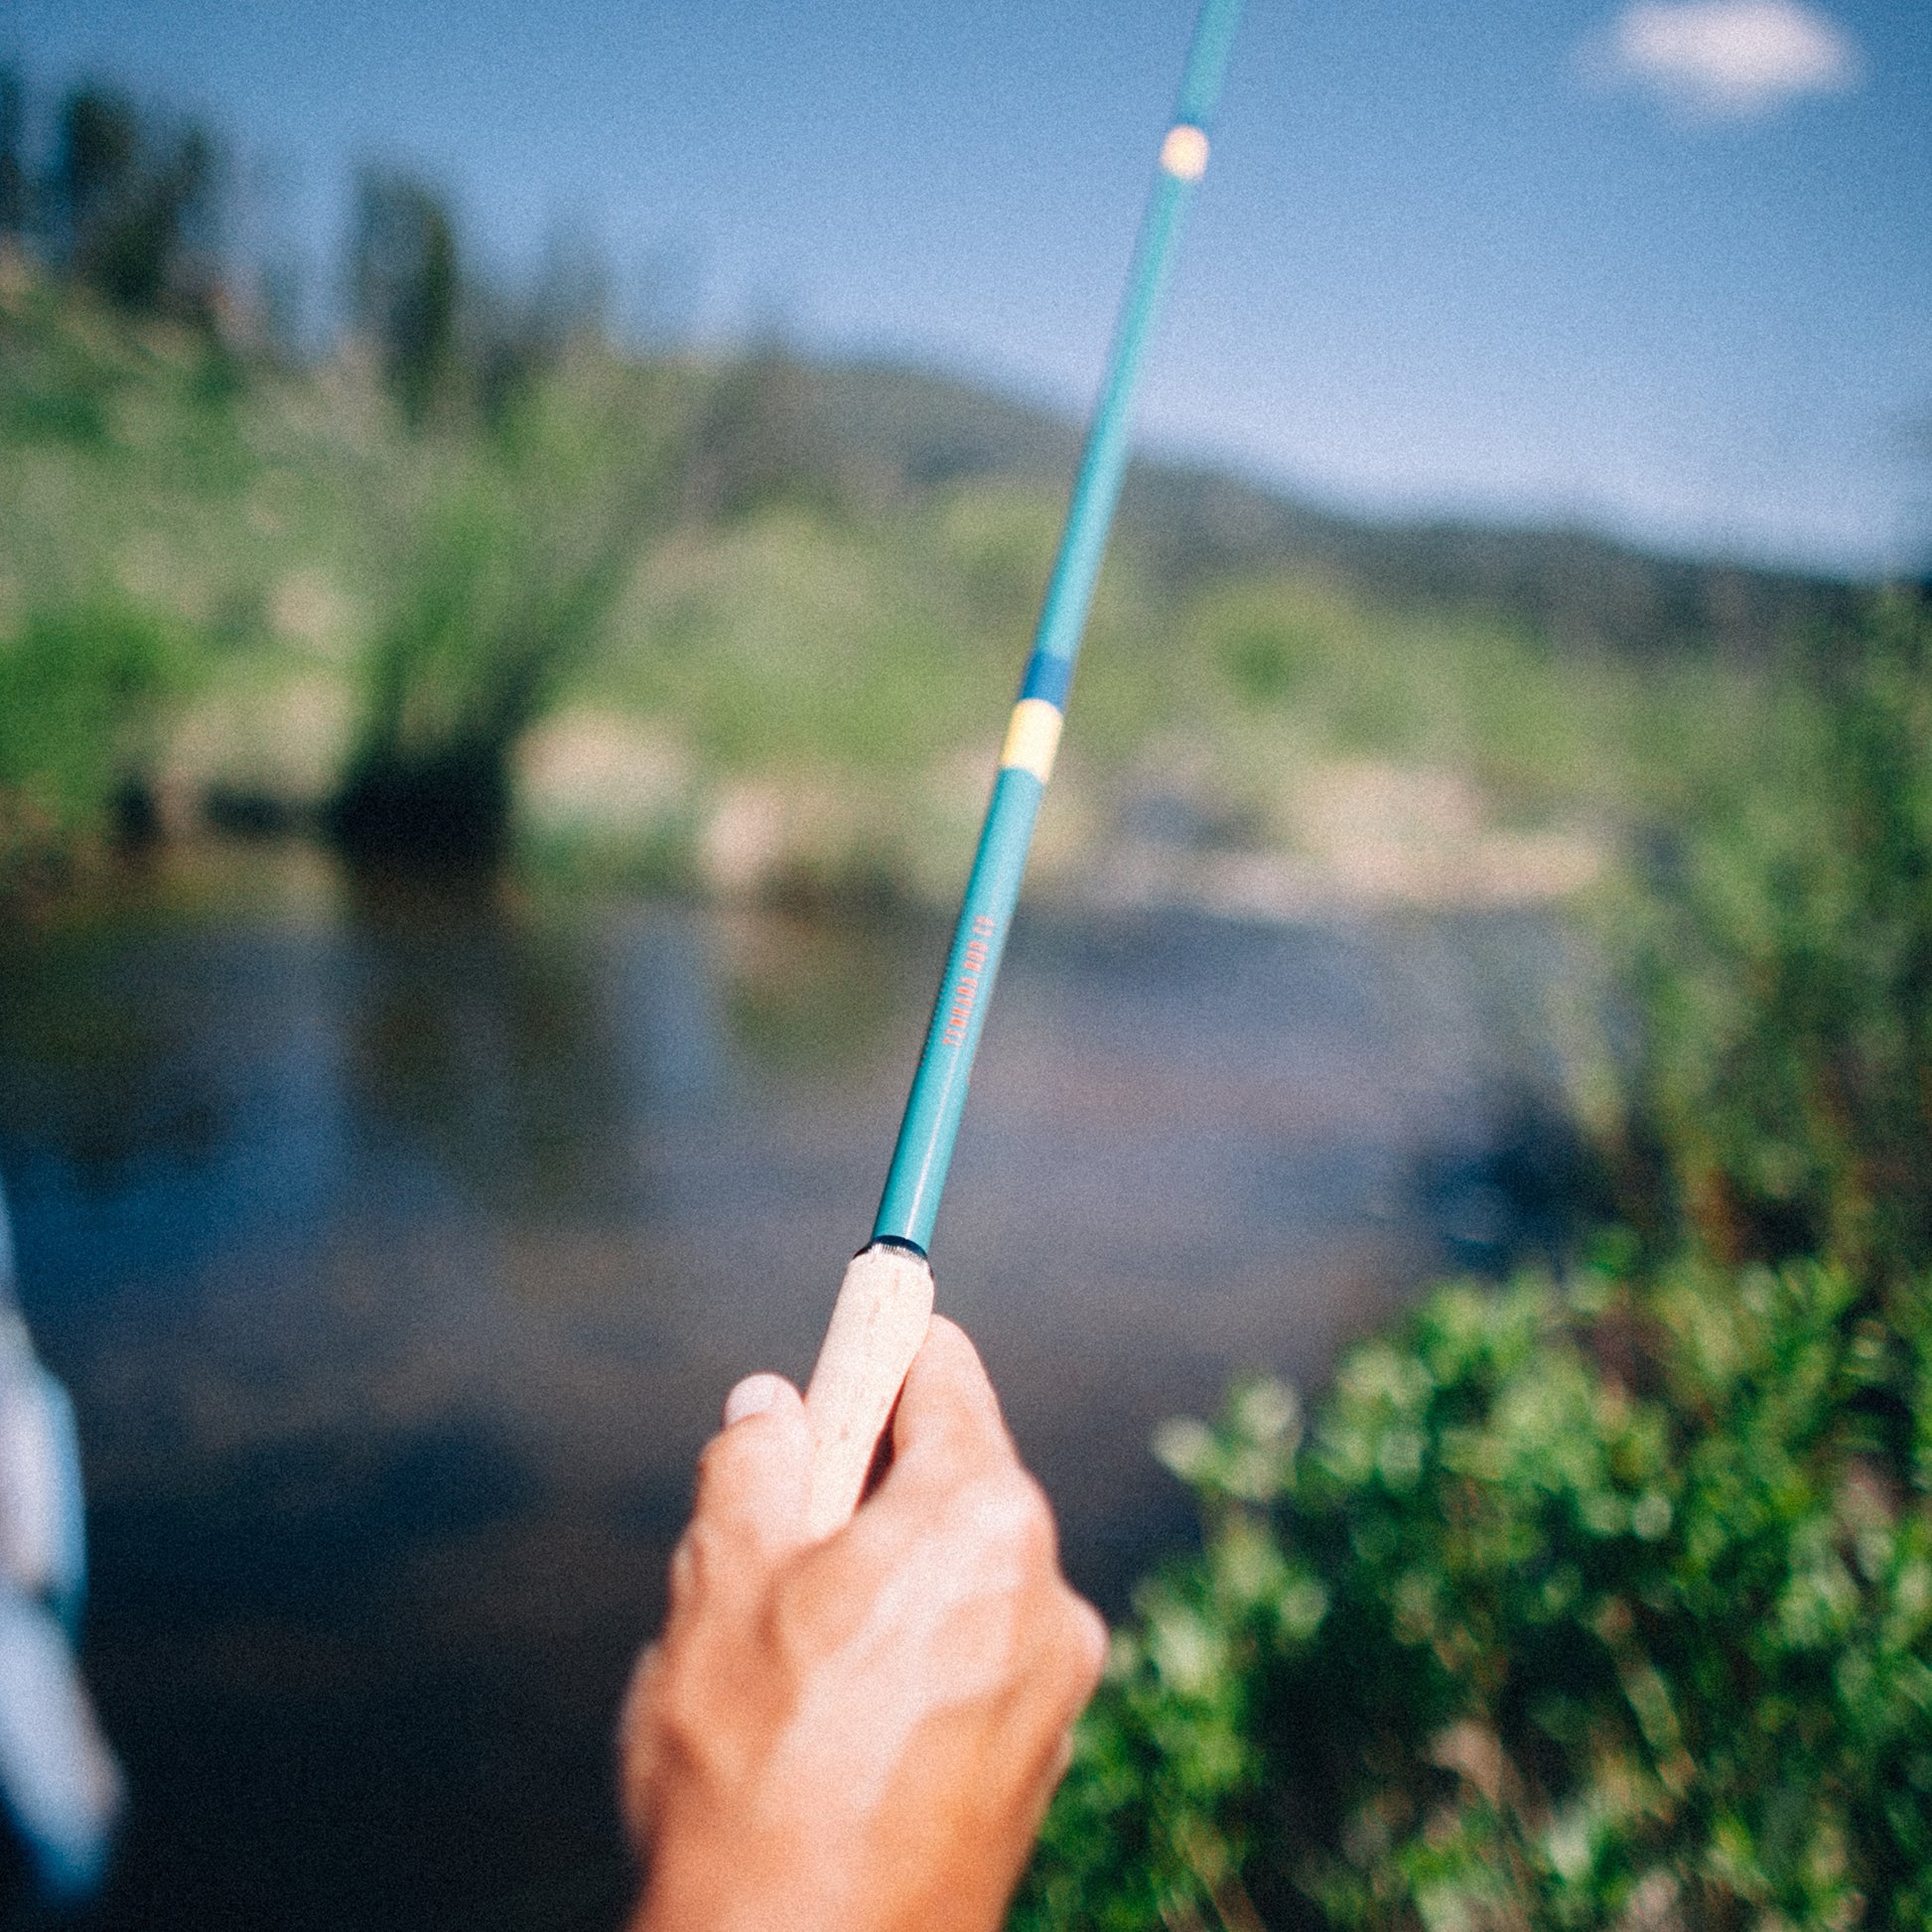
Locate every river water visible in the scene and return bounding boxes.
[0,842,1583,1929]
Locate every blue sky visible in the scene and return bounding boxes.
[7,0,1929,574]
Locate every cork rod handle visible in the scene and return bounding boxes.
[801,1244,935,1540]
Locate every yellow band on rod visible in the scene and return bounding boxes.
[999,698,1064,782]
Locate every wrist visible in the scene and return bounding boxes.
[630,1830,864,1932]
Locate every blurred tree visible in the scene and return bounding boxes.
[48,83,223,321]
[0,69,26,245]
[346,168,461,428]
[49,88,135,257]
[473,227,611,430]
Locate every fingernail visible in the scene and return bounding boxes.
[723,1372,790,1427]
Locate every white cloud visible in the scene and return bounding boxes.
[1583,1,1863,119]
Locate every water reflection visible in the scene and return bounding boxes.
[0,845,1582,1928]
[345,877,665,1223]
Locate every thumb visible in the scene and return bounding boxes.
[686,1372,811,1569]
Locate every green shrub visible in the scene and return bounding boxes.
[328,352,671,866]
[1020,1260,1932,1930]
[0,597,191,880]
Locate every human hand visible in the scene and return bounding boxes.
[621,1315,1107,1932]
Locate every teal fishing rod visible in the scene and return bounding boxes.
[801,0,1247,1537]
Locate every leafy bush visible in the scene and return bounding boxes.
[1020,1260,1932,1930]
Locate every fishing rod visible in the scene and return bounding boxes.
[802,0,1247,1537]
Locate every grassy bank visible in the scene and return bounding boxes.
[1,262,1829,915]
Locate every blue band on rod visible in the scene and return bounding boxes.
[1019,651,1075,709]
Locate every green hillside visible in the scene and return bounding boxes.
[792,356,1859,655]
